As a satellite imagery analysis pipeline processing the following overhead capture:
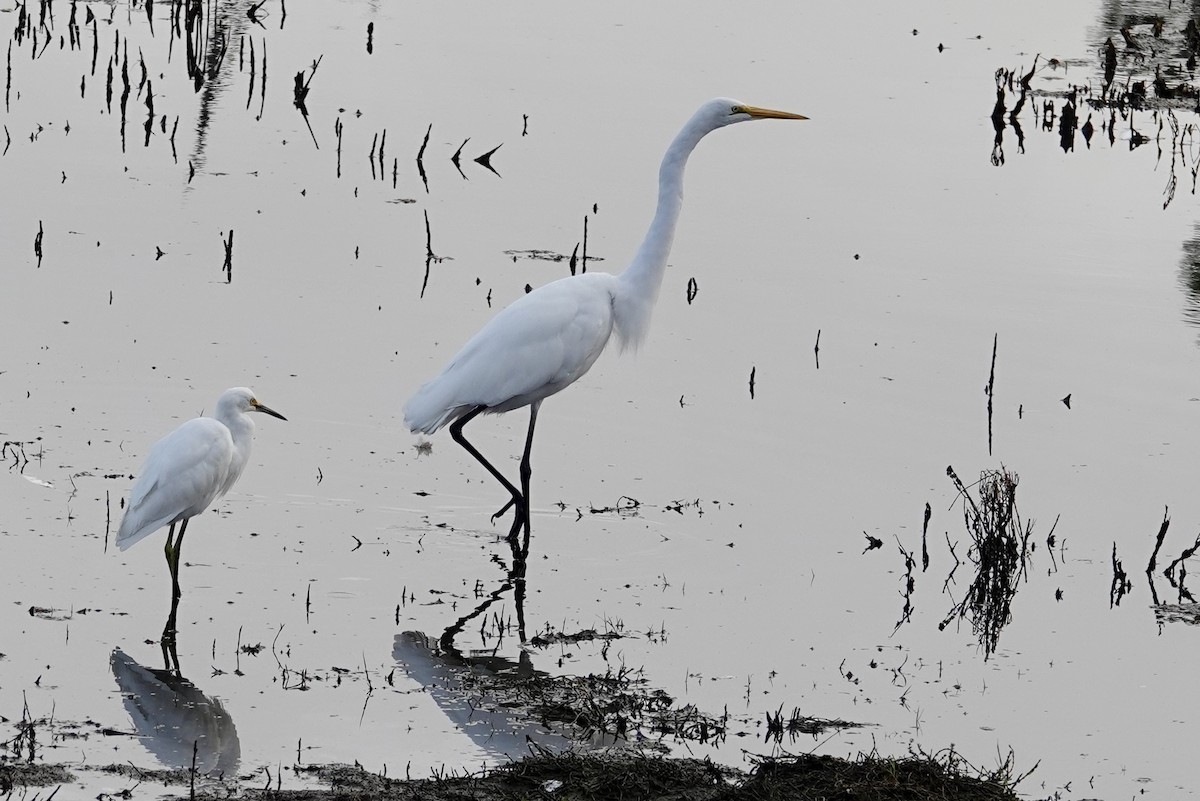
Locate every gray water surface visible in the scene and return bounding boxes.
[2,1,1197,798]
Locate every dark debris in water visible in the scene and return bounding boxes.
[940,466,1053,660]
[1145,505,1200,608]
[989,1,1200,207]
[1153,602,1200,625]
[9,747,1030,800]
[0,761,74,789]
[764,704,866,744]
[528,628,625,647]
[504,249,605,265]
[26,605,72,621]
[459,665,728,747]
[93,761,192,783]
[503,249,571,263]
[733,747,1031,801]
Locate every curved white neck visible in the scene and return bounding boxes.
[614,121,709,349]
[218,407,256,466]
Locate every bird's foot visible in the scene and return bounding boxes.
[490,496,520,523]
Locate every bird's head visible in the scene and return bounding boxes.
[221,387,288,421]
[701,97,808,130]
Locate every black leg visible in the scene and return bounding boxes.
[449,405,524,522]
[174,521,186,600]
[163,521,175,569]
[514,401,540,544]
[163,521,177,600]
[161,599,180,660]
[161,520,186,644]
[164,519,188,601]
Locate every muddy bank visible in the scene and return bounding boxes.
[1,747,1030,801]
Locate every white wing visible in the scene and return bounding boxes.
[116,418,235,551]
[404,273,618,433]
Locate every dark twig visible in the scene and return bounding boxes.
[417,123,431,193]
[247,1,266,27]
[420,210,437,299]
[257,37,267,122]
[474,143,502,176]
[892,535,916,633]
[222,229,233,283]
[1146,506,1170,575]
[1163,533,1200,596]
[1110,542,1131,607]
[293,55,321,148]
[942,532,961,593]
[985,334,997,456]
[921,501,931,572]
[334,117,342,177]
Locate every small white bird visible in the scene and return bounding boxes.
[404,98,807,538]
[116,387,287,601]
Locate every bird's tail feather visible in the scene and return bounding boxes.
[403,380,473,435]
[115,513,174,552]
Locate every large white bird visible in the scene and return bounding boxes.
[404,98,807,538]
[117,387,287,601]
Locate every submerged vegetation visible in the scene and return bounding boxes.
[942,466,1049,660]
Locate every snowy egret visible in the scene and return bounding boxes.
[404,98,806,536]
[116,387,287,601]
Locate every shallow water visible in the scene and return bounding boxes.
[2,0,1198,797]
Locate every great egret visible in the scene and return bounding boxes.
[116,387,287,601]
[404,98,806,537]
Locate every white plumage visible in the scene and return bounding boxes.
[405,273,618,433]
[117,387,286,599]
[404,98,807,537]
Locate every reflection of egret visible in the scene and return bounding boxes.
[404,99,807,538]
[110,648,240,774]
[116,388,287,605]
[396,631,604,758]
[1178,224,1200,331]
[185,0,260,167]
[439,533,529,646]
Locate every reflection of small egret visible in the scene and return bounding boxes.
[404,99,807,534]
[116,388,287,601]
[110,648,240,774]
